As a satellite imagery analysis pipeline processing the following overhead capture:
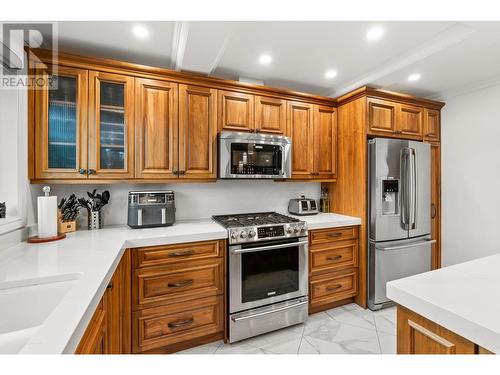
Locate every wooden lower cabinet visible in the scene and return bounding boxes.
[75,300,107,354]
[131,239,226,354]
[308,226,360,313]
[397,305,479,354]
[132,296,223,353]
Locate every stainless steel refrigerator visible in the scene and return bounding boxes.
[368,138,435,310]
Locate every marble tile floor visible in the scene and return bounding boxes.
[178,303,397,355]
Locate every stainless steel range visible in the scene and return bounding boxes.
[212,212,309,343]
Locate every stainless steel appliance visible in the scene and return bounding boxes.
[212,212,308,343]
[218,131,292,179]
[127,190,175,229]
[288,195,319,216]
[368,138,435,310]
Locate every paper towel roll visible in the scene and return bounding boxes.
[38,196,57,238]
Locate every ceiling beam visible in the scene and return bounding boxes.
[171,21,190,71]
[208,28,233,76]
[325,23,476,98]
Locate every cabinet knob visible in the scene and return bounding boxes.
[87,169,96,175]
[179,170,186,175]
[79,169,87,175]
[431,203,437,219]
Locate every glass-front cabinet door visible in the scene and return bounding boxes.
[34,65,88,179]
[88,71,134,179]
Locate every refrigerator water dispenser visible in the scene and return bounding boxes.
[382,179,399,215]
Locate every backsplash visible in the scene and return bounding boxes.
[31,181,320,227]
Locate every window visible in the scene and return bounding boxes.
[0,79,27,235]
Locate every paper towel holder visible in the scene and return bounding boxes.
[28,186,67,244]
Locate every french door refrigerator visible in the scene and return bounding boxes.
[368,138,435,310]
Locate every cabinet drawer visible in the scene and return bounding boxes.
[133,259,223,310]
[133,295,223,353]
[310,241,358,274]
[133,240,223,268]
[310,270,357,307]
[310,226,358,246]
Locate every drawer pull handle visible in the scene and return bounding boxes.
[326,255,343,261]
[168,279,194,288]
[327,232,343,238]
[168,250,195,257]
[326,284,342,292]
[168,318,194,329]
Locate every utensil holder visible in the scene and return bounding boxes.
[88,210,103,230]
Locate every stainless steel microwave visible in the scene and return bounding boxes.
[218,131,292,179]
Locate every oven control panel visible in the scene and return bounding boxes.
[228,223,307,244]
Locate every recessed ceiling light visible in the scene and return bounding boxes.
[258,54,272,65]
[132,25,149,39]
[325,70,337,79]
[366,26,384,41]
[408,73,421,82]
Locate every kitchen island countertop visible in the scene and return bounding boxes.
[387,253,500,353]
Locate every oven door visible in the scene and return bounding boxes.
[218,132,291,179]
[229,238,308,313]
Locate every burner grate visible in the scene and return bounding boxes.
[212,212,299,228]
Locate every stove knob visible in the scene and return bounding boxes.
[248,229,256,238]
[301,226,307,233]
[294,226,301,233]
[286,226,294,234]
[231,231,239,239]
[240,230,248,239]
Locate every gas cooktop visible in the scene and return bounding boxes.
[212,212,307,245]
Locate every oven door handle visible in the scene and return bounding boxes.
[231,299,308,322]
[231,240,309,254]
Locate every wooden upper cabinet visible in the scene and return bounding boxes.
[287,101,314,179]
[218,90,254,132]
[424,108,440,141]
[178,84,217,179]
[88,71,135,179]
[255,96,286,134]
[367,97,397,135]
[313,105,337,180]
[398,103,423,138]
[135,78,178,179]
[34,64,89,180]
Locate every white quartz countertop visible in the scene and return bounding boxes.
[387,253,500,353]
[0,212,360,354]
[289,212,361,229]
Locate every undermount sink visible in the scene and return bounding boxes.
[0,273,82,353]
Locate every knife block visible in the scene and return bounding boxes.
[58,211,76,233]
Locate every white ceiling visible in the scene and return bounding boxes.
[53,21,500,99]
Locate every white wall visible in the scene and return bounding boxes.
[441,83,500,266]
[31,181,320,228]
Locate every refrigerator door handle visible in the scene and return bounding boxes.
[409,148,417,230]
[375,239,436,251]
[400,148,410,230]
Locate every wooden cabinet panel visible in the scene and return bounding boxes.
[367,98,397,135]
[397,305,476,354]
[135,78,178,179]
[429,142,441,269]
[313,105,337,179]
[133,296,223,353]
[398,103,423,138]
[310,269,358,308]
[310,226,358,246]
[424,108,440,141]
[133,259,223,310]
[34,64,89,179]
[287,101,314,179]
[255,96,286,134]
[133,240,222,268]
[310,241,358,274]
[88,71,135,179]
[179,84,217,179]
[218,90,254,132]
[75,300,107,354]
